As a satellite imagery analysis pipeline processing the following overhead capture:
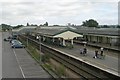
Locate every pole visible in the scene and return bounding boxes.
[39,36,42,64]
[36,35,42,64]
[27,37,28,47]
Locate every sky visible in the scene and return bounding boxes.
[0,0,119,26]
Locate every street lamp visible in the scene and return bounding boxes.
[27,37,28,47]
[36,35,42,64]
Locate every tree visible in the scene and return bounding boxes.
[27,23,29,26]
[44,22,48,26]
[1,24,12,31]
[82,19,99,27]
[103,25,109,28]
[117,25,120,28]
[13,25,23,29]
[53,25,59,26]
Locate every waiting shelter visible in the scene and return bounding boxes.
[32,28,83,47]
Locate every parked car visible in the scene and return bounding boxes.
[4,38,10,41]
[4,36,12,41]
[9,37,17,43]
[11,40,18,44]
[11,40,25,48]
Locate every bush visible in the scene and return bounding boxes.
[56,65,65,77]
[41,54,50,63]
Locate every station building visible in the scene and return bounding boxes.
[75,28,120,46]
[32,26,83,47]
[12,26,120,46]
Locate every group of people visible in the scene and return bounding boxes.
[93,47,104,59]
[80,47,87,55]
[80,47,104,59]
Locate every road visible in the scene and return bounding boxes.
[2,32,23,78]
[0,32,2,79]
[2,32,51,78]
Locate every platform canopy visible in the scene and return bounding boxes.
[53,30,83,40]
[33,27,83,40]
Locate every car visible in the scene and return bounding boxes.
[11,43,25,48]
[12,34,18,39]
[4,36,12,41]
[11,40,25,48]
[11,40,18,44]
[9,37,17,43]
[4,38,10,41]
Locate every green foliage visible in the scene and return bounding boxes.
[41,54,50,63]
[43,63,52,70]
[27,44,40,61]
[82,19,99,27]
[1,24,12,31]
[44,22,48,26]
[117,25,120,28]
[27,23,29,26]
[13,25,23,29]
[53,25,59,26]
[56,65,65,77]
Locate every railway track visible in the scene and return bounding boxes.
[19,35,119,80]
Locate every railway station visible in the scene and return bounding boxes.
[2,1,120,79]
[12,26,120,50]
[11,25,120,79]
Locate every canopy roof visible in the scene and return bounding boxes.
[53,30,83,40]
[35,28,83,40]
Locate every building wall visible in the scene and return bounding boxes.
[84,35,119,46]
[111,37,120,46]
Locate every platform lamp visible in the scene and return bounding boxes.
[36,35,42,64]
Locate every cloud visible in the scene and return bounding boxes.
[0,0,118,25]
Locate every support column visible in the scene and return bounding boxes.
[43,36,46,41]
[53,38,55,42]
[63,39,66,46]
[71,39,73,45]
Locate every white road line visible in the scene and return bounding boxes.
[12,49,26,78]
[19,66,25,78]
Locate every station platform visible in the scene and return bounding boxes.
[43,42,119,77]
[74,40,120,52]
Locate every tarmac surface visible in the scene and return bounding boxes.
[2,32,23,78]
[2,32,51,78]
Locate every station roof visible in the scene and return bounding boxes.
[12,26,36,33]
[33,28,83,39]
[53,29,83,39]
[34,27,119,37]
[75,28,120,36]
[14,25,119,37]
[12,26,120,37]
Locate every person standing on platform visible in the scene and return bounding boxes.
[83,47,87,55]
[100,47,104,56]
[80,48,83,54]
[93,50,98,58]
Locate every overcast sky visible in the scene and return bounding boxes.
[0,0,119,26]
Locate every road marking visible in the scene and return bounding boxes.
[19,66,25,78]
[13,49,26,78]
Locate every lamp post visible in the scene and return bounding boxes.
[27,37,28,47]
[36,35,42,64]
[9,27,12,36]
